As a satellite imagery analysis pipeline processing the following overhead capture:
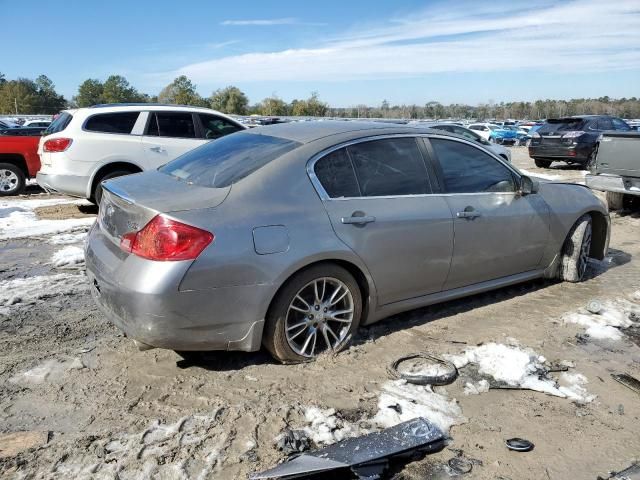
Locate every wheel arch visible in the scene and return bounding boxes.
[587,210,609,260]
[0,153,28,177]
[88,161,143,199]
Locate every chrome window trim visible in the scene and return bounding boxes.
[306,133,521,201]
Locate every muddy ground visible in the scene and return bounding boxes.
[1,147,640,480]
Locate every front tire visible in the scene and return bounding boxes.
[0,163,26,196]
[534,158,552,168]
[263,264,362,363]
[559,214,592,282]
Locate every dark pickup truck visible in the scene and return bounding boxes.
[0,128,44,195]
[586,131,640,210]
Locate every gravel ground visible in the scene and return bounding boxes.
[1,147,640,480]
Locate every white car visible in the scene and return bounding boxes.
[467,123,493,140]
[23,120,51,128]
[37,104,245,203]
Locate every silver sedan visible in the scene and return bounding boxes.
[85,122,610,363]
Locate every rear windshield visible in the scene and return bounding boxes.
[159,132,301,188]
[45,112,73,134]
[538,119,586,133]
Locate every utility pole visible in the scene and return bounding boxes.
[15,98,18,115]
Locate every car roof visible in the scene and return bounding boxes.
[245,120,445,144]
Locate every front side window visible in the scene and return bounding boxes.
[347,138,431,197]
[160,132,300,188]
[198,114,242,139]
[430,138,516,193]
[597,118,614,130]
[314,148,360,198]
[84,112,139,134]
[146,112,196,138]
[611,118,631,131]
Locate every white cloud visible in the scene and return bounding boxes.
[173,1,640,84]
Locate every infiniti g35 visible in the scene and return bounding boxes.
[85,122,610,363]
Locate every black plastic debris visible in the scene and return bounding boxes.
[611,373,640,396]
[448,456,473,474]
[249,417,445,480]
[388,353,458,386]
[276,428,311,455]
[505,438,534,452]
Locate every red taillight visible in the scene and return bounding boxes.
[120,215,214,261]
[43,138,72,152]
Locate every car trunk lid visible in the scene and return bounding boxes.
[98,170,229,245]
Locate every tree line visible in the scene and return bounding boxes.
[1,71,640,119]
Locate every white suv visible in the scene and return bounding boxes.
[37,104,245,203]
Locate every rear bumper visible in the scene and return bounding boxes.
[528,143,592,163]
[85,226,267,352]
[36,172,89,198]
[585,173,640,196]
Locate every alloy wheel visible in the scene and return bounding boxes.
[579,223,592,279]
[0,169,19,193]
[285,277,354,358]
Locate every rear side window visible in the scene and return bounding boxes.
[612,118,631,131]
[147,112,196,138]
[596,118,613,130]
[45,112,72,134]
[347,138,431,197]
[159,132,300,188]
[314,148,360,198]
[198,114,242,139]
[84,112,139,134]
[431,138,516,194]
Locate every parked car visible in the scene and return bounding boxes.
[528,115,631,169]
[86,121,610,363]
[0,119,20,129]
[36,104,246,204]
[0,129,42,195]
[586,131,640,210]
[22,120,51,128]
[0,126,47,136]
[418,122,511,162]
[468,123,517,144]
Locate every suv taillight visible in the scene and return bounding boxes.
[43,138,72,152]
[120,215,214,261]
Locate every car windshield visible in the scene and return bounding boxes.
[159,132,301,188]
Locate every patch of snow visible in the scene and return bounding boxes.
[9,357,83,385]
[564,300,638,341]
[52,245,85,267]
[373,380,466,434]
[303,407,361,445]
[0,197,94,240]
[446,343,595,402]
[49,231,88,245]
[518,168,563,181]
[0,273,88,310]
[464,379,490,395]
[558,372,596,403]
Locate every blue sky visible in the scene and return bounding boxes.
[3,0,639,106]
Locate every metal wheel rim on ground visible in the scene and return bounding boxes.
[0,169,19,193]
[285,276,354,357]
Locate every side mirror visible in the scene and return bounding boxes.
[520,175,539,195]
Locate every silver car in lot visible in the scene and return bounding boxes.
[85,122,610,363]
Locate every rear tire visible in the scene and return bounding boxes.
[559,214,592,283]
[606,192,625,211]
[0,163,26,196]
[263,264,362,364]
[534,158,552,168]
[93,170,135,206]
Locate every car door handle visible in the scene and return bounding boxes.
[149,146,166,153]
[456,209,481,219]
[341,215,376,225]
